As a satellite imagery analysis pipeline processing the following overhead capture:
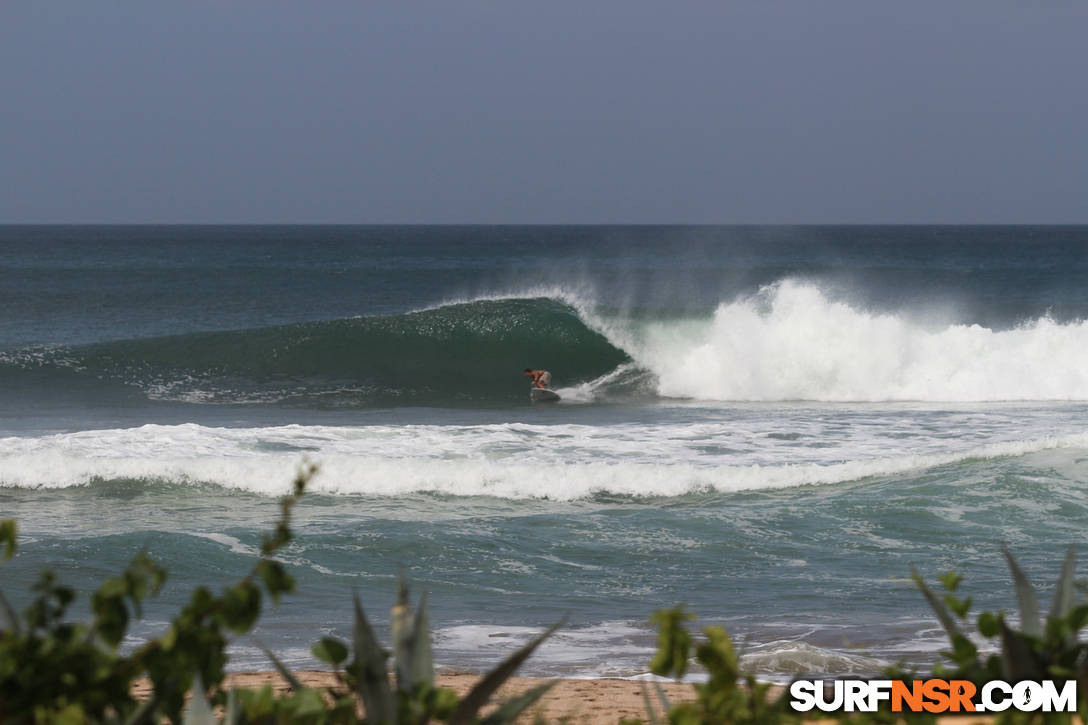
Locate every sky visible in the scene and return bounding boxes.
[1,1,1086,224]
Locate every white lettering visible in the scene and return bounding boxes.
[1013,681,1043,712]
[844,681,867,712]
[867,680,892,711]
[816,681,843,711]
[982,681,1012,712]
[789,681,817,712]
[1041,681,1077,713]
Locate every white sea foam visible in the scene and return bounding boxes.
[187,532,256,555]
[2,416,1087,499]
[433,623,890,678]
[624,281,1088,402]
[738,640,887,675]
[434,621,657,675]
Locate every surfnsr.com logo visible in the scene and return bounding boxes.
[789,679,1077,714]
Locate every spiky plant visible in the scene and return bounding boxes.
[630,605,800,725]
[914,546,1088,722]
[182,581,559,725]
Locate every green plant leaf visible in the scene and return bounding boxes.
[352,592,395,725]
[0,587,19,635]
[312,636,349,667]
[260,642,305,692]
[696,625,740,687]
[0,519,15,560]
[665,703,701,725]
[652,681,672,714]
[1049,548,1077,623]
[949,632,978,662]
[181,672,216,725]
[1067,603,1088,631]
[223,688,240,725]
[639,683,661,725]
[122,692,159,725]
[256,559,295,602]
[93,590,130,648]
[292,688,329,718]
[999,615,1043,681]
[1002,545,1042,637]
[938,571,962,591]
[448,620,563,725]
[391,577,417,692]
[408,590,434,692]
[912,567,963,641]
[431,687,461,719]
[649,606,696,678]
[978,610,1000,638]
[220,580,262,633]
[480,682,555,725]
[943,594,972,619]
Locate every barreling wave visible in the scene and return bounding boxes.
[0,298,630,407]
[4,281,1088,406]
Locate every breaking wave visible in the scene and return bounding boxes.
[4,280,1088,405]
[3,423,1087,500]
[633,280,1088,402]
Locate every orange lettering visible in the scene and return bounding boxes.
[948,680,976,712]
[892,680,924,712]
[922,679,950,713]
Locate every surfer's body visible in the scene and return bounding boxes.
[523,369,552,389]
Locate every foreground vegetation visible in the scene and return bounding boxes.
[2,466,1086,723]
[0,465,553,724]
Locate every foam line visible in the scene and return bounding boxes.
[3,424,1086,500]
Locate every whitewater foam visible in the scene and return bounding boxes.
[624,281,1088,402]
[434,621,657,675]
[3,416,1087,500]
[738,640,887,676]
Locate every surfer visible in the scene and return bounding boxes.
[523,368,552,389]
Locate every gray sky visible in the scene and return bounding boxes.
[1,1,1085,223]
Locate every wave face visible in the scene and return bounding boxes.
[0,298,629,407]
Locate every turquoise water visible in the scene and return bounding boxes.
[2,225,1087,677]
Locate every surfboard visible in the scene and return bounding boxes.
[530,388,560,403]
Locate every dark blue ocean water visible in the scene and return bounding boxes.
[2,225,1088,677]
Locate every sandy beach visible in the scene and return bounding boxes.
[130,672,1002,724]
[132,671,696,724]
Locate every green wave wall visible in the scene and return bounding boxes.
[2,298,631,407]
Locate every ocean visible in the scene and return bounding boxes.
[2,225,1087,679]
